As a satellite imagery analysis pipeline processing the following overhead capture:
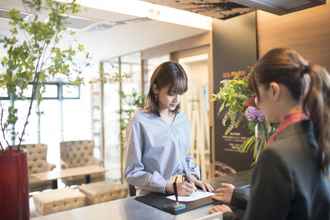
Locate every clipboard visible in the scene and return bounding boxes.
[135,192,223,215]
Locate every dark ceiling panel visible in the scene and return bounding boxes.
[144,0,255,19]
[144,0,327,19]
[230,0,326,15]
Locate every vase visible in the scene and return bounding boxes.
[0,148,30,220]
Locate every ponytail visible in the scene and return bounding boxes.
[252,48,330,173]
[303,65,330,172]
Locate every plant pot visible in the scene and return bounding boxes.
[0,148,29,220]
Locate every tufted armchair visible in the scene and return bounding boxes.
[60,140,105,185]
[24,144,56,192]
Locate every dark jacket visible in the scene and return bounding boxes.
[225,120,330,220]
[231,185,250,209]
[223,186,250,220]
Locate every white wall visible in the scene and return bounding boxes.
[76,20,205,60]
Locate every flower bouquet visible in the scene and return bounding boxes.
[242,99,272,162]
[212,71,274,163]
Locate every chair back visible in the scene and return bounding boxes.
[60,140,95,168]
[23,144,49,174]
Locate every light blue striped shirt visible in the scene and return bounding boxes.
[125,110,200,194]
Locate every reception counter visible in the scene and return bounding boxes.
[32,170,251,220]
[32,196,220,220]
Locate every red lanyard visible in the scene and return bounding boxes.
[267,108,308,145]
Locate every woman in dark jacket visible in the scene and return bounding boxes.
[210,48,330,220]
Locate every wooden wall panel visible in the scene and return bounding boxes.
[257,4,330,70]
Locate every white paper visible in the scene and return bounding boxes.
[166,190,214,202]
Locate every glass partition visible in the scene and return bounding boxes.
[102,52,142,181]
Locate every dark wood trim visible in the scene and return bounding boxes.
[255,11,260,59]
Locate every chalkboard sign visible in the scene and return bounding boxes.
[212,12,257,171]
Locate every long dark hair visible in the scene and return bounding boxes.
[250,48,330,172]
[144,61,188,116]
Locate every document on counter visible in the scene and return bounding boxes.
[166,190,214,202]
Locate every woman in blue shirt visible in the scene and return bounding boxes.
[125,61,213,196]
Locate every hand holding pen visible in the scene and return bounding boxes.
[177,179,196,196]
[172,177,187,212]
[165,177,196,196]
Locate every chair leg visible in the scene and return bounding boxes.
[128,184,136,196]
[85,175,91,184]
[51,180,58,189]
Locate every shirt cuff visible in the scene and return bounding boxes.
[148,171,168,193]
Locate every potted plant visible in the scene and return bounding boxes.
[212,68,275,164]
[0,0,89,219]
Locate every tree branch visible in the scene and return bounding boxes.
[0,103,9,150]
[17,41,48,149]
[43,33,59,66]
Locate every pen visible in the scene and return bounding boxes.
[173,176,179,204]
[170,176,187,213]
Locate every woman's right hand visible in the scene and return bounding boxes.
[165,181,196,196]
[212,183,235,204]
[177,181,196,196]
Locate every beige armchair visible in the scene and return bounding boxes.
[60,140,105,185]
[24,144,56,192]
